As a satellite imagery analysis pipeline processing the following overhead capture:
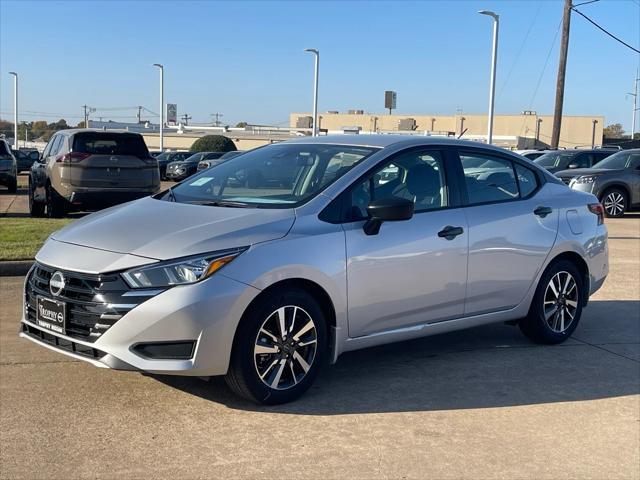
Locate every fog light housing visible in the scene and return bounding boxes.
[131,341,196,360]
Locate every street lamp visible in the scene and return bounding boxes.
[152,63,164,151]
[8,72,18,149]
[478,10,499,145]
[304,48,319,137]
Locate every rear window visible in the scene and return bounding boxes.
[72,133,149,157]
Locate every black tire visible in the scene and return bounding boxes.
[29,181,45,217]
[600,187,627,218]
[225,288,327,404]
[7,176,17,194]
[46,184,67,218]
[519,260,584,344]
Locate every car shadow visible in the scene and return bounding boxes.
[151,299,639,414]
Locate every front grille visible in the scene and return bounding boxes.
[21,323,106,360]
[25,262,155,343]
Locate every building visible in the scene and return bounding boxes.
[290,111,605,149]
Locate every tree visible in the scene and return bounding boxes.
[190,135,237,153]
[603,123,625,138]
[235,122,248,128]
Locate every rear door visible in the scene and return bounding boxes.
[456,149,559,316]
[69,132,155,188]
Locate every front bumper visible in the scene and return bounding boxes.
[20,267,260,376]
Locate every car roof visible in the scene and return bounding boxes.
[284,134,515,154]
[56,128,143,136]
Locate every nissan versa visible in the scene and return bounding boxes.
[20,136,609,404]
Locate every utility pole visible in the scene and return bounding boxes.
[210,113,223,127]
[551,0,572,149]
[82,105,89,128]
[180,113,192,125]
[535,118,542,146]
[629,70,639,139]
[137,106,143,124]
[9,72,18,149]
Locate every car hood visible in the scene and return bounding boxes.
[51,196,295,260]
[555,168,619,178]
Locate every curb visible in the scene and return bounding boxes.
[0,260,34,277]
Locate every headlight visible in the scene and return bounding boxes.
[574,175,597,184]
[122,248,247,288]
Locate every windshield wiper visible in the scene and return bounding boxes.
[186,200,253,208]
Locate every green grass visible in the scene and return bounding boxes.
[0,218,74,261]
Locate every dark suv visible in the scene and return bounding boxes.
[29,129,160,217]
[534,149,615,174]
[0,139,18,193]
[155,151,192,179]
[166,152,225,181]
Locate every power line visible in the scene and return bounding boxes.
[572,0,600,7]
[572,7,640,54]
[497,1,543,100]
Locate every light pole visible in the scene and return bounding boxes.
[304,48,319,137]
[8,72,18,149]
[478,10,499,145]
[591,119,598,148]
[152,63,164,151]
[628,70,639,139]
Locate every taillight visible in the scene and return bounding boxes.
[588,203,604,225]
[56,152,91,163]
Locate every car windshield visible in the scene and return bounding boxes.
[534,152,574,167]
[185,153,204,162]
[167,143,378,208]
[592,151,640,169]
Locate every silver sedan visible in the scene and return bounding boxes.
[20,135,609,404]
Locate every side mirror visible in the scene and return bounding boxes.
[568,164,579,169]
[363,197,414,236]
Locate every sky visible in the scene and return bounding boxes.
[0,0,639,131]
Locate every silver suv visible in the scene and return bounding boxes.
[20,136,608,404]
[28,129,160,217]
[556,149,640,217]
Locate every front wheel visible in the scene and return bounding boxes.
[225,289,327,404]
[7,176,17,193]
[601,188,627,218]
[519,260,584,344]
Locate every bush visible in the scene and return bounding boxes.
[190,135,237,153]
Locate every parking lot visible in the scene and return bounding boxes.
[0,176,638,479]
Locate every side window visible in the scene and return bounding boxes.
[514,163,538,198]
[573,153,591,168]
[41,137,55,159]
[48,136,62,158]
[592,152,610,165]
[347,150,447,220]
[460,152,519,204]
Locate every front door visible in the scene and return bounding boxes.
[344,148,469,338]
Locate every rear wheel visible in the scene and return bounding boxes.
[519,260,584,344]
[46,185,67,218]
[601,188,627,218]
[225,289,327,404]
[29,181,45,217]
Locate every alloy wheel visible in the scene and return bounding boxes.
[543,271,579,333]
[603,191,625,217]
[254,305,318,390]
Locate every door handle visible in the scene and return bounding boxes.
[438,225,464,240]
[534,206,552,218]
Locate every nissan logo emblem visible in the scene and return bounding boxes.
[49,271,65,297]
